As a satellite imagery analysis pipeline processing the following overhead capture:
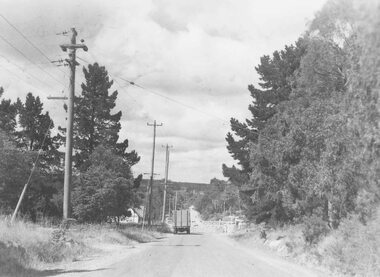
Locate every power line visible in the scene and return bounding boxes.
[117,76,230,122]
[79,52,262,140]
[77,56,140,105]
[0,14,54,64]
[0,33,65,87]
[114,76,261,137]
[0,63,52,94]
[0,15,91,100]
[0,14,70,78]
[0,54,56,90]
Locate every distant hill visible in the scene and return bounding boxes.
[140,179,209,192]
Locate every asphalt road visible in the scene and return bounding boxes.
[60,231,321,277]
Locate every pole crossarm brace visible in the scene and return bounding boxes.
[60,44,88,52]
[147,122,163,127]
[143,173,160,176]
[47,96,68,100]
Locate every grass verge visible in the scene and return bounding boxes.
[230,209,380,277]
[0,218,169,276]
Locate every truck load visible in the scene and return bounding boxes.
[173,209,191,234]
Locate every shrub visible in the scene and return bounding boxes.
[302,215,330,245]
[318,208,380,276]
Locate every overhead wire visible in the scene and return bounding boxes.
[79,53,262,140]
[116,76,266,140]
[0,14,70,91]
[0,15,89,97]
[80,51,265,141]
[0,14,55,65]
[0,33,65,87]
[77,55,140,105]
[0,54,56,90]
[0,16,272,145]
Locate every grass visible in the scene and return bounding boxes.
[230,209,380,276]
[318,210,380,276]
[0,217,169,276]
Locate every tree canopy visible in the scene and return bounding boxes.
[223,0,380,227]
[62,63,140,169]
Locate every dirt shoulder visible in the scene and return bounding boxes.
[0,220,170,277]
[39,237,168,277]
[229,227,332,276]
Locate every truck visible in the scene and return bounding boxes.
[173,209,191,234]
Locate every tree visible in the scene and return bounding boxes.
[343,0,380,213]
[223,39,307,220]
[0,87,17,135]
[194,178,240,219]
[62,63,139,169]
[72,146,142,222]
[16,93,53,150]
[15,93,60,166]
[0,91,62,220]
[242,1,361,225]
[0,146,60,220]
[224,39,307,183]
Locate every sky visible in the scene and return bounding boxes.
[0,0,327,183]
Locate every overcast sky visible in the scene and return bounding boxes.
[0,0,327,183]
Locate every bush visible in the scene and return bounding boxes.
[0,219,87,276]
[318,209,380,276]
[302,215,330,245]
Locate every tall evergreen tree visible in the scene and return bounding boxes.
[223,39,307,204]
[0,87,17,135]
[63,63,139,169]
[15,92,60,168]
[16,93,55,150]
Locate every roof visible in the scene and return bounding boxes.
[130,206,144,218]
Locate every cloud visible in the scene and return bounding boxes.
[0,0,327,183]
[150,10,189,33]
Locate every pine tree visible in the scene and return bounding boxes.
[0,87,17,135]
[64,63,139,169]
[16,93,55,150]
[224,39,307,180]
[223,38,307,216]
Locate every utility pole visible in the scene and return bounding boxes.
[174,191,178,211]
[147,120,163,226]
[60,28,87,220]
[161,144,173,223]
[168,195,171,218]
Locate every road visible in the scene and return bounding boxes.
[43,208,322,277]
[53,232,321,277]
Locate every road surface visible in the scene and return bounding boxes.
[41,208,322,277]
[50,231,322,277]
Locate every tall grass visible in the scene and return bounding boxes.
[0,218,88,276]
[231,208,380,276]
[318,209,380,276]
[0,217,168,276]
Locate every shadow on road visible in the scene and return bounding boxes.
[151,244,201,247]
[35,268,109,276]
[173,232,203,236]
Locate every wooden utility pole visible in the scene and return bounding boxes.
[161,144,172,223]
[60,28,87,220]
[168,195,171,219]
[147,120,163,226]
[174,191,178,211]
